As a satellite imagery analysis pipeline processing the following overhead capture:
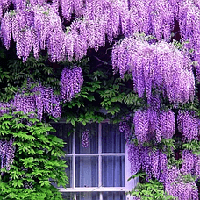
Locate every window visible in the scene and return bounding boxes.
[50,120,138,200]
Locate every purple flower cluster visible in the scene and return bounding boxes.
[4,81,62,121]
[160,110,175,140]
[119,120,132,143]
[181,150,200,181]
[178,0,200,82]
[133,108,175,144]
[0,0,198,67]
[0,4,65,62]
[177,110,198,141]
[127,144,168,182]
[0,11,12,50]
[112,38,195,104]
[165,167,198,200]
[82,129,89,148]
[0,102,12,117]
[144,148,168,182]
[0,0,185,63]
[30,84,61,120]
[61,67,83,103]
[195,156,200,180]
[0,138,16,171]
[127,142,199,198]
[181,150,196,175]
[128,143,141,175]
[12,93,37,118]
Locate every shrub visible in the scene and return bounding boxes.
[0,111,68,200]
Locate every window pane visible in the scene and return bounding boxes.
[102,156,125,187]
[50,157,72,188]
[62,192,99,200]
[50,123,73,154]
[76,192,99,200]
[75,156,98,187]
[61,192,74,200]
[75,123,98,154]
[65,157,73,188]
[103,192,125,200]
[102,123,125,153]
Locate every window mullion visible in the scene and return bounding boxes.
[98,123,103,200]
[73,128,75,189]
[100,192,103,200]
[98,123,102,187]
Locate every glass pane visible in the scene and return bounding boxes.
[75,156,98,187]
[62,192,99,200]
[50,123,73,154]
[50,157,72,188]
[76,192,99,200]
[102,156,125,187]
[103,192,125,200]
[61,193,75,200]
[65,157,73,188]
[102,123,125,153]
[75,123,98,154]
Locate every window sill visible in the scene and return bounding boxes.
[59,187,126,192]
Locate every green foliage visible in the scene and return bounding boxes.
[127,178,176,200]
[182,140,200,155]
[0,111,68,200]
[0,53,60,103]
[62,66,143,126]
[127,172,177,200]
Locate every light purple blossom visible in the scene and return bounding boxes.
[82,129,89,148]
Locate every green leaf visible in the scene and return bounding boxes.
[11,180,23,188]
[87,95,95,101]
[128,172,146,181]
[71,119,75,126]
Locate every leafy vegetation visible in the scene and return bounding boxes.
[0,111,68,200]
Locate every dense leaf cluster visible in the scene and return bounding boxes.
[0,111,68,200]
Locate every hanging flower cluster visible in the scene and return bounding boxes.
[10,84,61,121]
[0,4,65,62]
[133,109,175,144]
[32,85,61,120]
[119,116,132,142]
[178,0,200,82]
[112,38,195,104]
[165,167,198,200]
[0,0,192,63]
[0,102,11,116]
[126,144,168,182]
[82,129,89,148]
[0,138,15,171]
[127,142,199,199]
[0,82,61,121]
[127,143,140,175]
[61,67,83,103]
[181,150,196,176]
[181,149,200,181]
[177,110,199,141]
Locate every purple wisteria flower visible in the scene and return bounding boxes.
[82,129,89,148]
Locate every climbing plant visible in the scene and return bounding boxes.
[0,110,68,200]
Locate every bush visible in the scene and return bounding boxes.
[0,111,68,200]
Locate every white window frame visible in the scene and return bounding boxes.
[51,119,139,200]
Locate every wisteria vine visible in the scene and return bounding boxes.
[82,129,89,148]
[61,67,83,103]
[0,138,15,171]
[0,0,197,65]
